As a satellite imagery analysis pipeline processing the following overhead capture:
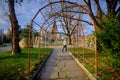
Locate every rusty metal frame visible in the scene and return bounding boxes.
[28,1,98,79]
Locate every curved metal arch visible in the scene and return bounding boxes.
[35,13,93,33]
[31,1,88,23]
[31,1,94,35]
[28,1,98,79]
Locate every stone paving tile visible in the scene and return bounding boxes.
[69,77,90,80]
[41,66,59,72]
[40,72,50,80]
[59,71,67,78]
[39,48,90,80]
[66,70,86,78]
[49,72,59,79]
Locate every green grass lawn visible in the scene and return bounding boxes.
[0,48,53,80]
[69,48,120,80]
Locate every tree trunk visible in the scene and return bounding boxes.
[68,35,72,45]
[8,0,21,55]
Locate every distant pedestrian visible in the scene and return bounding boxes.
[62,38,67,52]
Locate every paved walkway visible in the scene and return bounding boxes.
[0,46,11,53]
[38,48,90,80]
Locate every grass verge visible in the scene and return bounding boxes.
[0,48,52,80]
[69,48,120,80]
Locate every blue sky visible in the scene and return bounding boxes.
[0,0,42,31]
[0,0,94,34]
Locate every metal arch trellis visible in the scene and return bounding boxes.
[28,0,98,79]
[34,10,92,33]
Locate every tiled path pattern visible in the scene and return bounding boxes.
[38,48,90,80]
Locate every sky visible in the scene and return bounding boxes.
[0,0,43,31]
[0,0,94,34]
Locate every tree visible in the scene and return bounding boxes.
[46,1,83,45]
[58,16,79,45]
[7,0,24,55]
[0,29,4,45]
[51,20,57,42]
[20,25,30,43]
[59,2,81,45]
[83,0,120,31]
[20,25,38,46]
[5,27,12,42]
[96,16,120,70]
[82,0,120,75]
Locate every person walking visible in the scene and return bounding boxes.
[62,38,67,52]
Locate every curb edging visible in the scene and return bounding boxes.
[68,51,96,80]
[30,49,54,80]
